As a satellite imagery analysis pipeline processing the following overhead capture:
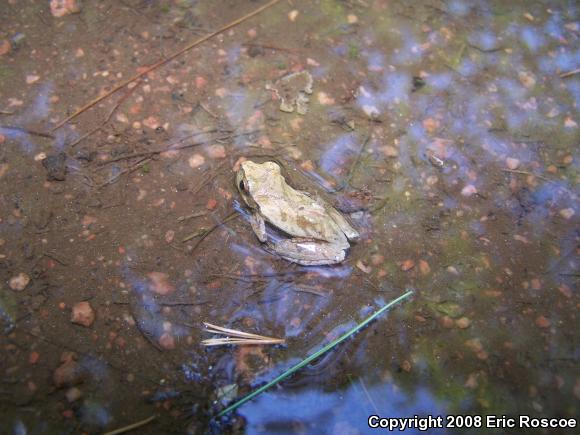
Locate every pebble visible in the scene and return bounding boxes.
[50,0,81,18]
[206,198,218,210]
[207,144,226,159]
[26,75,40,84]
[380,145,399,158]
[461,184,477,197]
[147,272,175,295]
[455,317,471,329]
[65,387,82,402]
[401,259,415,271]
[535,315,550,328]
[288,10,299,22]
[9,273,30,291]
[0,39,11,56]
[71,301,95,327]
[506,157,520,170]
[559,208,575,220]
[419,259,431,275]
[164,230,175,244]
[158,332,176,350]
[188,154,205,168]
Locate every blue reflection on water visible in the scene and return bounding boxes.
[240,383,447,434]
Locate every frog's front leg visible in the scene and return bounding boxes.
[250,212,267,242]
[266,238,346,266]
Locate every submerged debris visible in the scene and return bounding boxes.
[267,71,313,115]
[41,152,67,181]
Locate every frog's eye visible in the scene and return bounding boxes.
[239,179,246,192]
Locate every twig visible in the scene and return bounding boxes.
[52,0,283,130]
[182,212,239,249]
[242,42,300,53]
[69,82,140,148]
[177,211,208,222]
[103,415,157,435]
[501,169,551,182]
[98,131,258,166]
[0,125,54,139]
[559,68,580,79]
[98,157,152,189]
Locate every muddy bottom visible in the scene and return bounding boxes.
[0,0,578,433]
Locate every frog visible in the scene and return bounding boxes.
[266,71,313,115]
[235,160,359,265]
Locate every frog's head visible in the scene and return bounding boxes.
[236,161,281,209]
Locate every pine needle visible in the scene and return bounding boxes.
[216,289,414,417]
[202,322,285,346]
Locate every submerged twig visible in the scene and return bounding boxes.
[502,168,551,182]
[69,81,140,148]
[0,125,54,139]
[559,68,580,79]
[330,132,372,193]
[103,415,157,435]
[217,289,414,417]
[52,0,283,130]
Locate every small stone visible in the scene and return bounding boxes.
[401,259,415,271]
[564,117,577,128]
[559,208,575,220]
[26,75,40,84]
[50,0,81,18]
[380,145,399,158]
[142,116,159,129]
[53,356,83,387]
[288,10,299,22]
[535,315,550,328]
[317,92,335,105]
[461,184,477,197]
[347,14,358,24]
[158,332,175,350]
[9,273,30,291]
[518,71,536,88]
[0,39,11,56]
[207,144,226,159]
[206,198,218,210]
[71,301,95,327]
[65,387,82,402]
[164,230,175,244]
[188,153,205,168]
[147,272,175,295]
[29,351,40,364]
[441,316,454,328]
[455,317,471,329]
[506,157,520,170]
[419,260,431,275]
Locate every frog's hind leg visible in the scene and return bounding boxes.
[250,212,267,242]
[265,238,346,266]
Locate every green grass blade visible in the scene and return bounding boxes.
[217,289,414,417]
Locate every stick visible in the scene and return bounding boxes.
[0,125,54,139]
[559,68,580,79]
[69,81,140,147]
[103,415,157,435]
[501,168,551,182]
[52,0,283,130]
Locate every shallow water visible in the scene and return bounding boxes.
[0,0,578,433]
